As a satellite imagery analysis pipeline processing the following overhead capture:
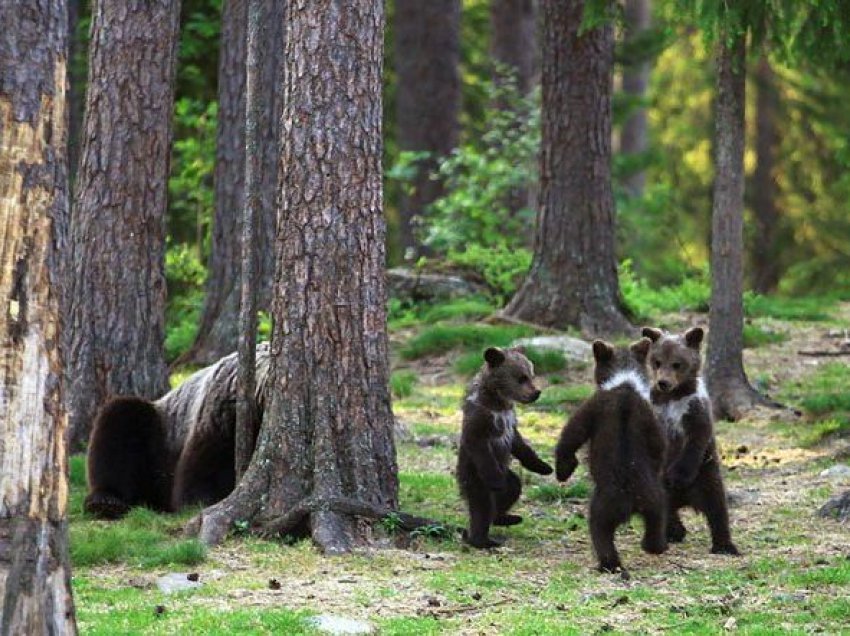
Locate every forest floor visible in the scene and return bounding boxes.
[68,300,850,635]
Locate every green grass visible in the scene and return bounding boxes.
[743,292,834,322]
[527,480,591,502]
[420,297,496,323]
[779,362,850,444]
[454,345,568,377]
[535,384,594,411]
[743,323,788,348]
[620,267,710,320]
[391,370,418,398]
[401,324,536,360]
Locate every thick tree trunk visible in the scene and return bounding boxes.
[491,0,537,95]
[66,0,180,450]
[705,33,764,421]
[0,1,77,631]
[749,55,781,293]
[67,0,84,182]
[395,0,461,259]
[620,0,651,197]
[189,0,399,553]
[181,0,283,366]
[504,0,632,336]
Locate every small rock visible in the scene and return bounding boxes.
[156,573,202,594]
[387,268,487,303]
[727,488,760,507]
[724,617,737,631]
[186,572,199,582]
[819,465,850,479]
[268,578,281,590]
[154,605,166,616]
[426,597,441,607]
[736,445,749,455]
[308,615,375,635]
[471,592,482,601]
[511,335,593,362]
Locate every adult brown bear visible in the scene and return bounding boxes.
[84,344,270,519]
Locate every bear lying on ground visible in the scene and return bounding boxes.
[84,344,270,519]
[555,339,668,577]
[641,326,740,555]
[456,347,553,549]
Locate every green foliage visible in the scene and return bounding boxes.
[780,363,850,445]
[528,480,591,503]
[400,324,535,361]
[445,244,532,300]
[743,292,833,322]
[535,385,595,411]
[619,261,710,321]
[742,324,788,348]
[391,370,418,399]
[164,242,206,362]
[420,297,496,324]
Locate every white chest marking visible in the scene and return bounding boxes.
[654,378,710,436]
[600,370,652,403]
[492,409,517,447]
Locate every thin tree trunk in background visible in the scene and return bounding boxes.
[0,1,77,631]
[235,0,263,481]
[621,0,651,197]
[189,0,398,552]
[750,55,781,293]
[705,32,764,421]
[66,0,180,449]
[491,0,537,95]
[504,0,632,335]
[395,0,461,259]
[182,0,282,366]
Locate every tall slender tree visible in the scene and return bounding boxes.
[395,0,461,259]
[0,1,77,631]
[491,0,537,95]
[66,0,181,448]
[620,0,652,197]
[504,0,632,335]
[189,0,401,551]
[181,0,283,365]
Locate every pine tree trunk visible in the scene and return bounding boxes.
[182,0,283,365]
[0,1,77,631]
[705,32,763,421]
[189,0,398,552]
[491,0,537,96]
[66,0,180,449]
[395,0,461,259]
[504,0,632,335]
[67,0,84,182]
[621,0,651,197]
[749,55,781,293]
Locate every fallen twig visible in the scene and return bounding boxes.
[798,349,850,357]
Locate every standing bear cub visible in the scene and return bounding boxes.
[555,339,668,577]
[457,347,553,549]
[641,326,740,556]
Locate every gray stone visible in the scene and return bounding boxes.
[818,490,850,522]
[512,335,593,362]
[387,267,487,303]
[308,615,375,635]
[727,488,760,507]
[155,573,202,594]
[819,464,850,479]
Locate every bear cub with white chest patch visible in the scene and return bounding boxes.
[555,339,668,577]
[642,326,740,556]
[457,347,553,549]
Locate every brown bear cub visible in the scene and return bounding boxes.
[555,339,668,577]
[641,326,740,556]
[457,347,553,549]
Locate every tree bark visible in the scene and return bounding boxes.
[504,0,632,336]
[235,0,263,481]
[66,0,181,450]
[705,32,764,421]
[67,0,84,183]
[0,1,77,631]
[749,54,781,293]
[620,0,651,197]
[189,0,399,553]
[395,0,461,259]
[181,0,283,366]
[491,0,537,96]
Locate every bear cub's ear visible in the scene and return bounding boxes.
[684,327,704,350]
[592,340,614,363]
[641,327,663,342]
[630,337,651,362]
[484,347,506,367]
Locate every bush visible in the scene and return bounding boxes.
[164,243,206,361]
[391,370,418,398]
[620,260,710,321]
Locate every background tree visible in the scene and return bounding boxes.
[180,0,283,365]
[491,0,537,95]
[0,1,77,631]
[66,0,181,448]
[620,0,652,197]
[394,0,461,259]
[504,0,632,334]
[189,0,400,551]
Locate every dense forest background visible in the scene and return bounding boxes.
[68,0,850,364]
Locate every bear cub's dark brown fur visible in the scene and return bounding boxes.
[457,347,553,549]
[642,326,740,556]
[555,339,668,577]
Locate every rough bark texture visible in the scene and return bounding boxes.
[183,0,283,366]
[504,0,632,336]
[749,55,781,293]
[491,0,537,96]
[620,0,651,197]
[235,0,263,481]
[705,33,763,421]
[67,0,83,182]
[66,0,180,449]
[395,0,461,258]
[0,1,77,631]
[189,0,398,553]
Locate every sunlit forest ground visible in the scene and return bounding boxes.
[69,293,850,634]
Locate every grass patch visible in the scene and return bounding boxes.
[420,297,496,323]
[620,265,710,320]
[535,384,594,411]
[780,362,850,444]
[401,324,535,360]
[743,323,788,348]
[744,292,834,322]
[527,480,591,502]
[391,370,418,398]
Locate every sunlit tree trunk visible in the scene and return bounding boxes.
[189,0,398,552]
[66,0,181,448]
[0,1,77,631]
[505,0,632,335]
